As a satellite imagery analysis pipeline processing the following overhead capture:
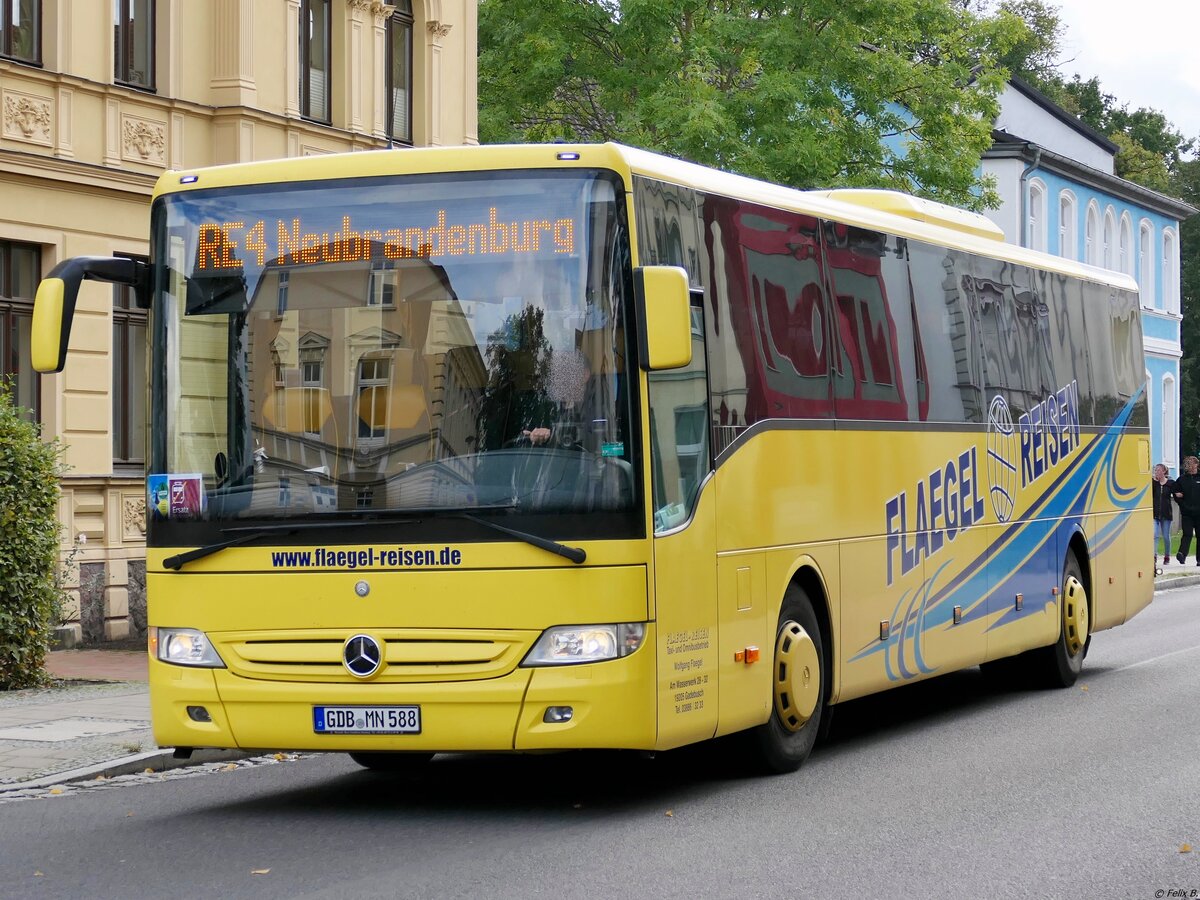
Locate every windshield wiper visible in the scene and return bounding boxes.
[457,514,586,565]
[163,525,296,571]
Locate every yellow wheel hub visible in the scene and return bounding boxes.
[1062,574,1089,657]
[773,621,820,733]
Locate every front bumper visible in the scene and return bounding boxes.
[150,625,658,753]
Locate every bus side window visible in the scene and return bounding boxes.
[824,223,914,421]
[648,300,710,533]
[907,242,984,424]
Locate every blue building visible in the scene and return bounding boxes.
[981,78,1195,474]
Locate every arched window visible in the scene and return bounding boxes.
[1163,374,1178,467]
[1164,228,1179,314]
[1102,206,1116,270]
[1139,220,1155,307]
[1058,191,1077,260]
[1027,179,1048,251]
[1085,202,1100,266]
[1119,213,1133,276]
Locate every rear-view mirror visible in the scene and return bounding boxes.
[633,266,692,371]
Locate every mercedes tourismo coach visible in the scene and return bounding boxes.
[30,143,1153,773]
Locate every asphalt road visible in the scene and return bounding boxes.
[2,585,1199,899]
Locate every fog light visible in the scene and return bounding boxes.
[186,705,212,723]
[543,706,574,723]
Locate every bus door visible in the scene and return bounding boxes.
[649,294,719,748]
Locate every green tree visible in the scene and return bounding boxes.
[0,387,66,690]
[1175,158,1200,458]
[480,0,1032,209]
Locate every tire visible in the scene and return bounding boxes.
[747,585,828,774]
[1030,551,1090,688]
[348,752,435,773]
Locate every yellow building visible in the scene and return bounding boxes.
[0,0,478,644]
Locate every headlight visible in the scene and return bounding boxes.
[521,623,646,666]
[150,627,226,668]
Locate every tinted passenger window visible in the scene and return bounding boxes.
[908,241,984,424]
[1087,282,1146,427]
[968,255,1056,420]
[824,224,913,420]
[1033,268,1095,425]
[632,178,704,286]
[700,194,832,451]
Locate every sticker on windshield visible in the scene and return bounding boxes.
[148,473,205,520]
[601,442,624,457]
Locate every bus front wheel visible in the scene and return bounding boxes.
[1032,552,1089,688]
[749,585,827,774]
[348,752,434,773]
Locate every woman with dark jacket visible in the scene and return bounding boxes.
[1153,463,1176,565]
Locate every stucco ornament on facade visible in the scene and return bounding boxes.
[123,496,147,540]
[427,21,453,38]
[122,116,167,163]
[348,0,393,21]
[3,93,52,145]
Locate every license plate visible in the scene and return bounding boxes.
[313,705,421,734]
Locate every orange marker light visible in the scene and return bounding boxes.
[733,650,745,663]
[745,646,760,665]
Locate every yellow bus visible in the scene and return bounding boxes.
[32,143,1153,774]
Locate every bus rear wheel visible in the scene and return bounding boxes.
[749,585,827,774]
[348,752,434,773]
[1031,552,1089,688]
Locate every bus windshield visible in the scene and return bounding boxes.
[147,170,638,532]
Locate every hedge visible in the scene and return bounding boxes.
[0,384,65,690]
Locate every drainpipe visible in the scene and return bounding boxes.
[1019,144,1042,248]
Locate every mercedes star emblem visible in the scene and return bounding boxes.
[343,634,382,678]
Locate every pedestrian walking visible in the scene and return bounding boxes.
[1173,456,1200,565]
[1152,463,1175,564]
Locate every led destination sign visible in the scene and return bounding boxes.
[195,209,578,272]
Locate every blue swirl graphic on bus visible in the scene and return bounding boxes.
[857,386,1145,681]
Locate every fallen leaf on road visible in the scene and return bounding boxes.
[33,871,43,877]
[251,869,271,875]
[1181,843,1193,853]
[48,788,62,795]
[1080,685,1088,692]
[221,764,238,772]
[94,775,106,781]
[665,810,674,817]
[143,768,155,774]
[126,812,134,817]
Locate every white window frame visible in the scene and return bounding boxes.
[1058,190,1077,260]
[1163,373,1178,467]
[1139,219,1155,307]
[1027,179,1048,252]
[1102,206,1116,271]
[1085,201,1100,267]
[1118,213,1133,277]
[1163,228,1179,315]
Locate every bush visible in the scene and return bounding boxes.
[0,385,65,690]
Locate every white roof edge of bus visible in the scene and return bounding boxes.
[612,143,1140,292]
[157,141,1140,293]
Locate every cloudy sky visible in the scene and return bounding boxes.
[1050,0,1200,141]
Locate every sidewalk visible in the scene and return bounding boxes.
[2,569,1196,792]
[0,649,243,792]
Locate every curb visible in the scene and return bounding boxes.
[0,747,252,793]
[1156,574,1200,591]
